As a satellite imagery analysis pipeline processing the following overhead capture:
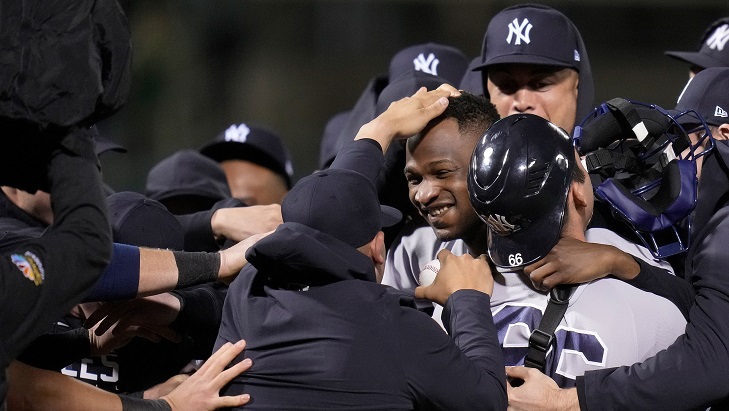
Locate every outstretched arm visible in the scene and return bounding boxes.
[8,340,252,411]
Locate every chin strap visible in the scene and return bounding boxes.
[524,284,576,373]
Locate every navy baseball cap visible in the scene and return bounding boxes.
[459,57,485,95]
[145,149,231,204]
[673,67,729,127]
[474,4,583,71]
[282,169,402,248]
[107,191,184,250]
[200,123,294,188]
[388,42,469,86]
[375,70,451,117]
[318,110,352,169]
[665,18,729,70]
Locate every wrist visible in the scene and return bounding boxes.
[210,209,223,242]
[609,247,640,281]
[555,388,580,411]
[355,121,393,153]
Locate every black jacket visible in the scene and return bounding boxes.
[215,222,507,410]
[0,131,112,406]
[577,140,729,410]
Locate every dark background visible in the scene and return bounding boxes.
[98,0,729,192]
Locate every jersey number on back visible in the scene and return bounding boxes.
[493,304,607,387]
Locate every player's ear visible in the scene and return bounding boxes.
[371,231,386,266]
[571,180,589,209]
[715,123,729,141]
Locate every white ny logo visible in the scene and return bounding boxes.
[413,53,440,75]
[706,24,729,51]
[507,18,533,45]
[225,124,250,143]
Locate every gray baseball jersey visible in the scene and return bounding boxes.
[382,223,686,387]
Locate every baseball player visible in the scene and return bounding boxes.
[214,88,508,410]
[473,4,594,135]
[665,17,729,77]
[507,67,729,411]
[384,92,686,387]
[199,123,293,207]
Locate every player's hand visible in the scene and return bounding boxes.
[414,249,493,306]
[83,294,182,355]
[211,204,282,243]
[218,230,273,283]
[506,366,579,411]
[144,374,190,399]
[162,340,253,411]
[524,237,640,290]
[355,85,461,152]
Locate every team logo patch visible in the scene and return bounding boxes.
[413,53,440,75]
[487,214,519,236]
[706,24,729,51]
[715,106,728,118]
[224,123,250,143]
[507,18,532,45]
[11,251,45,285]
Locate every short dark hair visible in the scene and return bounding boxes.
[430,92,500,138]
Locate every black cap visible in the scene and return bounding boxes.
[375,70,451,117]
[674,67,729,127]
[665,18,729,70]
[282,169,401,248]
[388,42,469,86]
[318,110,352,169]
[106,191,184,250]
[459,57,485,96]
[145,149,231,204]
[469,114,573,268]
[474,4,584,71]
[200,123,294,188]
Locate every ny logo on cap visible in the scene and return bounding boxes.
[413,53,440,75]
[507,18,532,45]
[706,24,729,51]
[225,124,250,143]
[716,106,728,118]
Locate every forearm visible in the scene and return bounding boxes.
[16,328,91,370]
[329,138,385,183]
[85,245,221,301]
[623,258,694,319]
[8,360,124,411]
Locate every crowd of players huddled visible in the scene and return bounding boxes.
[2,2,729,410]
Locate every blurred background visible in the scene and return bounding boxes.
[99,0,729,191]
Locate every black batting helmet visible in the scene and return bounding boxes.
[468,114,574,268]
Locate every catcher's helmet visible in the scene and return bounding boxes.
[468,114,574,268]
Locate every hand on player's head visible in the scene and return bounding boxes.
[414,249,493,305]
[355,85,461,153]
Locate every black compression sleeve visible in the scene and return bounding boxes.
[119,395,172,411]
[172,251,219,289]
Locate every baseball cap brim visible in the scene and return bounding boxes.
[664,51,726,70]
[380,205,403,228]
[472,55,575,72]
[487,184,569,269]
